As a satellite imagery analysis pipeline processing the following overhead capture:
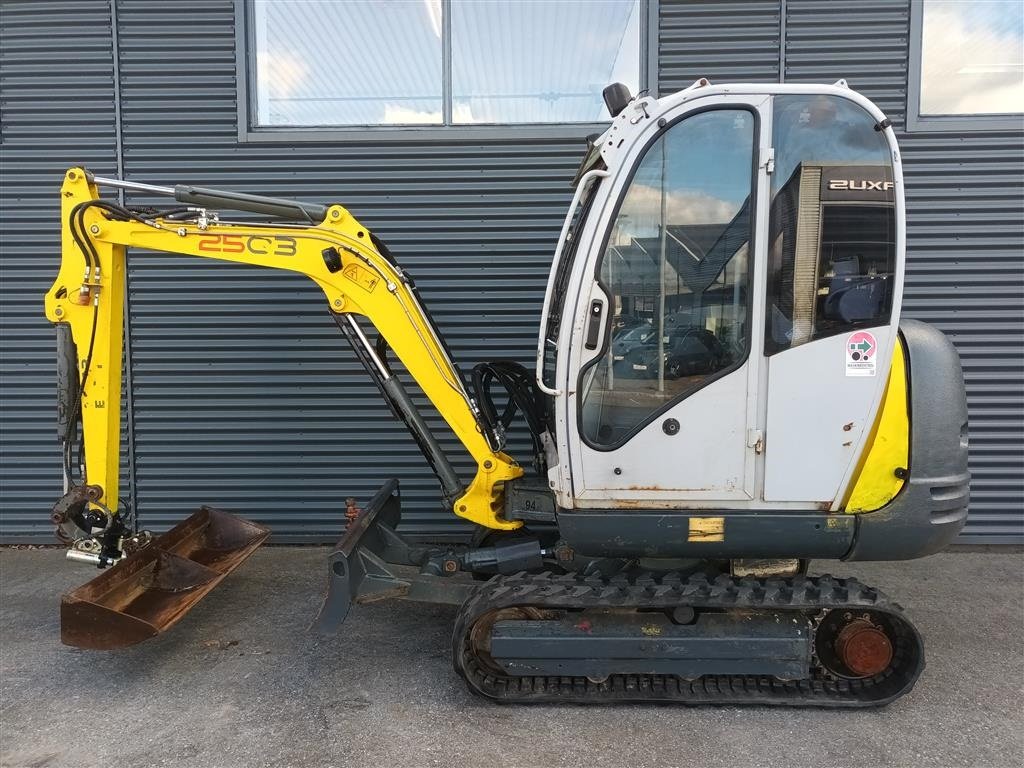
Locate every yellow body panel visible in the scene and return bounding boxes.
[45,169,522,530]
[844,340,910,513]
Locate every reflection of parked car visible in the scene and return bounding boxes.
[613,327,729,380]
[611,320,655,361]
[611,312,695,362]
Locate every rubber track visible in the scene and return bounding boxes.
[453,571,924,706]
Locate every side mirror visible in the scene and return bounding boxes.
[603,82,633,118]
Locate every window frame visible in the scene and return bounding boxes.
[906,0,1023,133]
[576,104,761,452]
[235,0,660,143]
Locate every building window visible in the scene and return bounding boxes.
[908,0,1024,131]
[246,0,646,133]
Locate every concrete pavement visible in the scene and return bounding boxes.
[1,548,1021,768]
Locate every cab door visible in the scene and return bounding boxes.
[565,99,770,505]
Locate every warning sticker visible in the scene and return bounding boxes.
[845,331,877,377]
[342,262,379,293]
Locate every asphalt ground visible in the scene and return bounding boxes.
[1,548,1021,768]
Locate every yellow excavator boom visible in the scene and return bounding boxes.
[45,167,522,533]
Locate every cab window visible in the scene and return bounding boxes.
[766,95,897,355]
[580,109,756,448]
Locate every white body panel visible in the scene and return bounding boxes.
[763,326,895,504]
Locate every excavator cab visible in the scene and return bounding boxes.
[45,80,967,706]
[551,84,906,515]
[535,82,965,566]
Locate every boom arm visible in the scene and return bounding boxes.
[45,168,523,534]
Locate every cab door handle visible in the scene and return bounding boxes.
[584,299,604,350]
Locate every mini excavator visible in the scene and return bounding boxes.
[44,80,969,705]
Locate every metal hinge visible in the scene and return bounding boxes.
[760,148,775,174]
[747,429,765,455]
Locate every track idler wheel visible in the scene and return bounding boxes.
[816,610,895,679]
[837,619,893,677]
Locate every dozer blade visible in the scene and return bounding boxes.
[310,479,403,636]
[61,507,270,650]
[309,479,479,636]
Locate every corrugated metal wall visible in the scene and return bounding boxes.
[660,1,781,84]
[1,0,1021,542]
[0,2,121,538]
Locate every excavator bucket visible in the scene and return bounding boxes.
[61,507,270,650]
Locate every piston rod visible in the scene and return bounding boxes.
[86,173,328,222]
[89,174,175,196]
